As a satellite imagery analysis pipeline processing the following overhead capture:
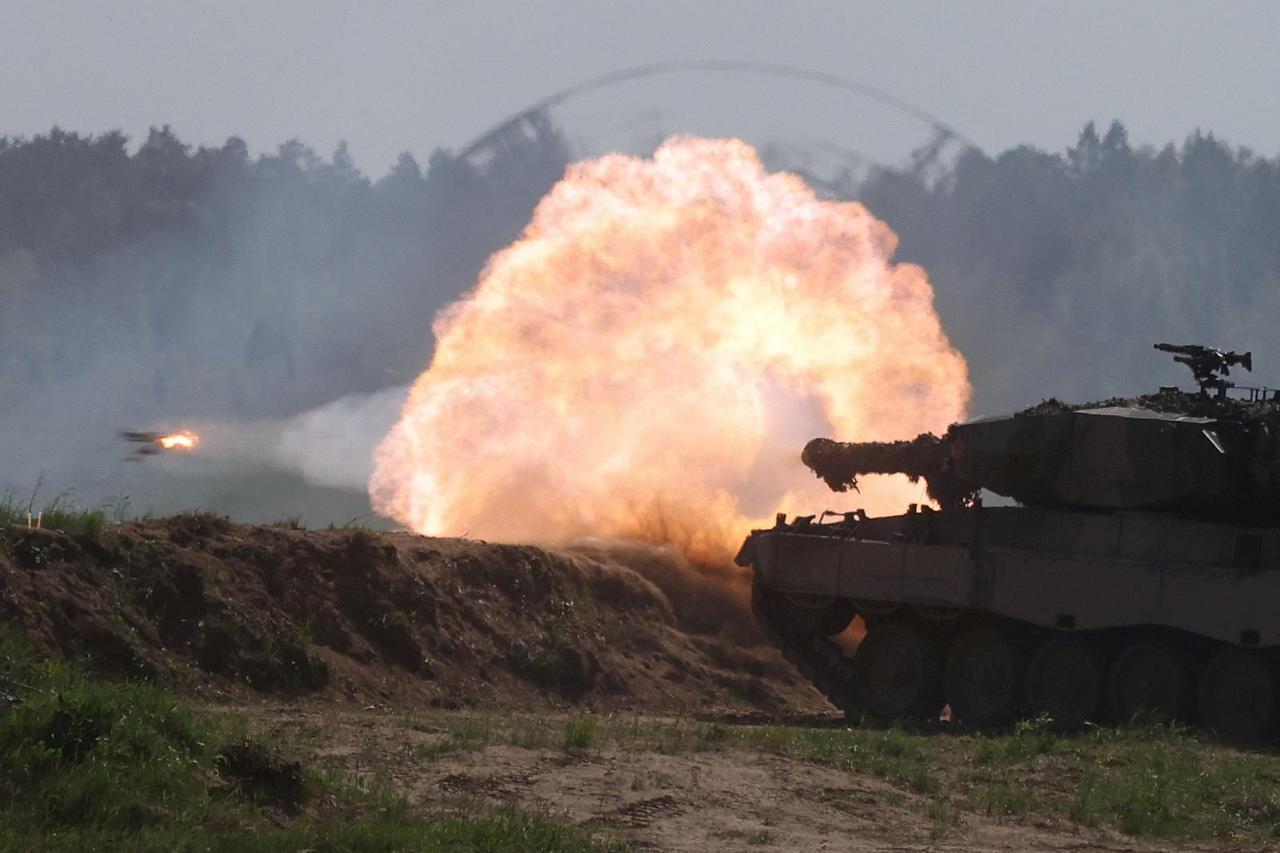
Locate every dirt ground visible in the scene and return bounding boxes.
[2,520,1266,851]
[0,518,826,714]
[240,702,1207,853]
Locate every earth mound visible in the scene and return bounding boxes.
[0,516,825,714]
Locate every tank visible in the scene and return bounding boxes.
[736,343,1280,739]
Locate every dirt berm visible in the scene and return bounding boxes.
[0,516,826,714]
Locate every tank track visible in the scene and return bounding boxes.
[754,606,865,720]
[757,590,1280,740]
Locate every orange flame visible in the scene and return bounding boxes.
[157,431,199,451]
[371,137,968,564]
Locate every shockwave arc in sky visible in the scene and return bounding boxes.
[370,136,968,563]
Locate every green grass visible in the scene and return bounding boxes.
[0,636,620,852]
[0,633,237,841]
[1066,726,1280,838]
[0,805,617,852]
[402,709,1280,843]
[0,487,118,546]
[562,716,599,750]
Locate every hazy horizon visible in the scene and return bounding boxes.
[5,2,1279,175]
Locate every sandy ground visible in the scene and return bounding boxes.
[240,703,1206,853]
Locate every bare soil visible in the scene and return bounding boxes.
[241,703,1205,853]
[0,519,1259,850]
[0,518,824,714]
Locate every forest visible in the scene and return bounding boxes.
[0,120,569,420]
[860,121,1280,410]
[2,118,1278,511]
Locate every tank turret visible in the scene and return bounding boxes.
[802,345,1280,523]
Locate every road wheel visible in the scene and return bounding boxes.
[854,620,941,722]
[1025,634,1099,731]
[813,598,856,637]
[944,627,1021,727]
[1198,647,1274,741]
[752,584,853,638]
[1107,639,1185,724]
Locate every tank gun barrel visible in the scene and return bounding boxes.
[801,433,975,510]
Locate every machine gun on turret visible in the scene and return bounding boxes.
[1154,342,1252,397]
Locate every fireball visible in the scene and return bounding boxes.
[372,137,968,564]
[157,431,199,450]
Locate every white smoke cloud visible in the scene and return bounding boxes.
[272,385,407,489]
[154,386,408,497]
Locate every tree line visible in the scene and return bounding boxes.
[2,118,1277,429]
[861,121,1280,411]
[0,121,569,421]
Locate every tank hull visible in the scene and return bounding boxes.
[738,507,1280,737]
[740,506,1280,647]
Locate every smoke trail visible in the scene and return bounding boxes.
[273,386,407,489]
[157,387,406,495]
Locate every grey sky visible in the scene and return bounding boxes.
[4,1,1280,175]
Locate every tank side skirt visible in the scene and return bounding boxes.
[755,550,1279,656]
